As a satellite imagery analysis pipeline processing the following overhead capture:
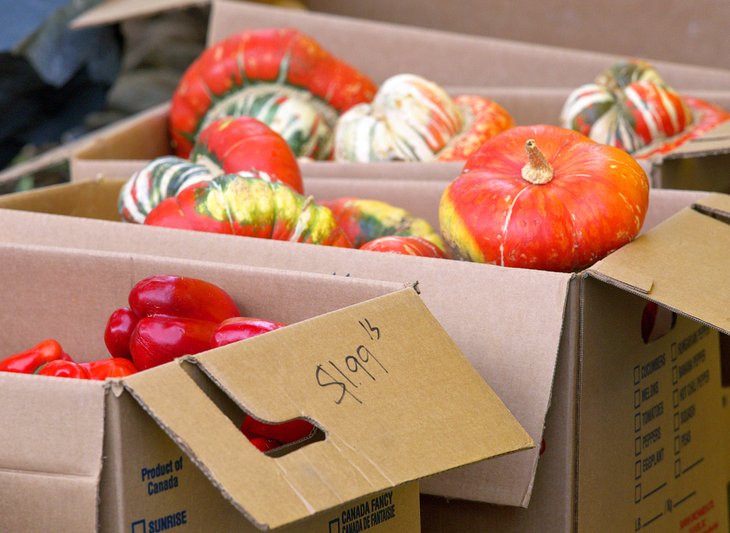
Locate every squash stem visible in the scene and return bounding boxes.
[521,139,554,185]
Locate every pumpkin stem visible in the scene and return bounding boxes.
[521,139,554,185]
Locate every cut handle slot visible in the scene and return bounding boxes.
[180,359,325,456]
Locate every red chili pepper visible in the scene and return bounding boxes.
[130,316,219,371]
[36,360,91,379]
[104,307,138,359]
[0,339,70,374]
[241,416,315,445]
[129,275,240,323]
[211,317,286,348]
[81,358,139,380]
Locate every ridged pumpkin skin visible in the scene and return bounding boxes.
[169,28,377,160]
[333,74,512,162]
[119,157,214,224]
[322,196,446,252]
[190,116,303,193]
[439,125,649,272]
[145,174,352,247]
[561,59,729,157]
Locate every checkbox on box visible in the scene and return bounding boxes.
[634,365,641,385]
[634,413,642,432]
[671,343,678,361]
[131,520,146,533]
[634,389,641,408]
[674,436,680,455]
[635,436,642,456]
[675,459,681,478]
[635,460,642,480]
[635,483,642,503]
[672,365,678,385]
[674,413,680,431]
[673,389,680,408]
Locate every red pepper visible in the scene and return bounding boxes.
[211,317,286,348]
[105,275,242,370]
[241,416,315,445]
[0,339,70,374]
[128,275,240,324]
[36,360,91,379]
[104,307,138,359]
[130,316,219,371]
[81,358,139,380]
[249,437,283,452]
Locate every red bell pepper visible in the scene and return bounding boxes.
[130,316,219,371]
[211,317,286,348]
[81,358,139,380]
[36,360,91,379]
[0,339,70,374]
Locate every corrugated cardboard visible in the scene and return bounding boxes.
[0,244,531,532]
[305,0,730,71]
[0,178,565,507]
[0,175,722,531]
[62,0,730,190]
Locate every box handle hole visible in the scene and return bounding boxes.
[641,301,676,344]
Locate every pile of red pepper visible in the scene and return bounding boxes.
[0,274,314,452]
[0,338,137,379]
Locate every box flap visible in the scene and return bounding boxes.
[587,195,730,335]
[122,288,532,529]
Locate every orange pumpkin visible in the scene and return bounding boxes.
[439,125,649,272]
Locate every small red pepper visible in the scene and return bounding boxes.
[241,416,315,445]
[36,360,91,379]
[130,316,219,371]
[105,275,242,370]
[211,317,286,348]
[128,275,240,323]
[0,339,70,374]
[104,307,138,359]
[249,437,283,452]
[81,358,139,380]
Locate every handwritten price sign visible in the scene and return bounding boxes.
[315,318,388,405]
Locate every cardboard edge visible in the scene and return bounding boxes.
[581,271,730,338]
[692,193,730,222]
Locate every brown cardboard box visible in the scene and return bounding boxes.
[59,0,730,191]
[0,177,727,532]
[0,244,532,532]
[305,0,730,71]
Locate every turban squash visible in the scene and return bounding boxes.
[169,28,377,160]
[561,59,730,158]
[145,174,351,247]
[120,117,302,223]
[334,74,513,162]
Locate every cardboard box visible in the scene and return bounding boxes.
[305,0,730,71]
[73,0,730,90]
[67,92,730,193]
[0,243,532,532]
[0,176,727,532]
[60,0,730,191]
